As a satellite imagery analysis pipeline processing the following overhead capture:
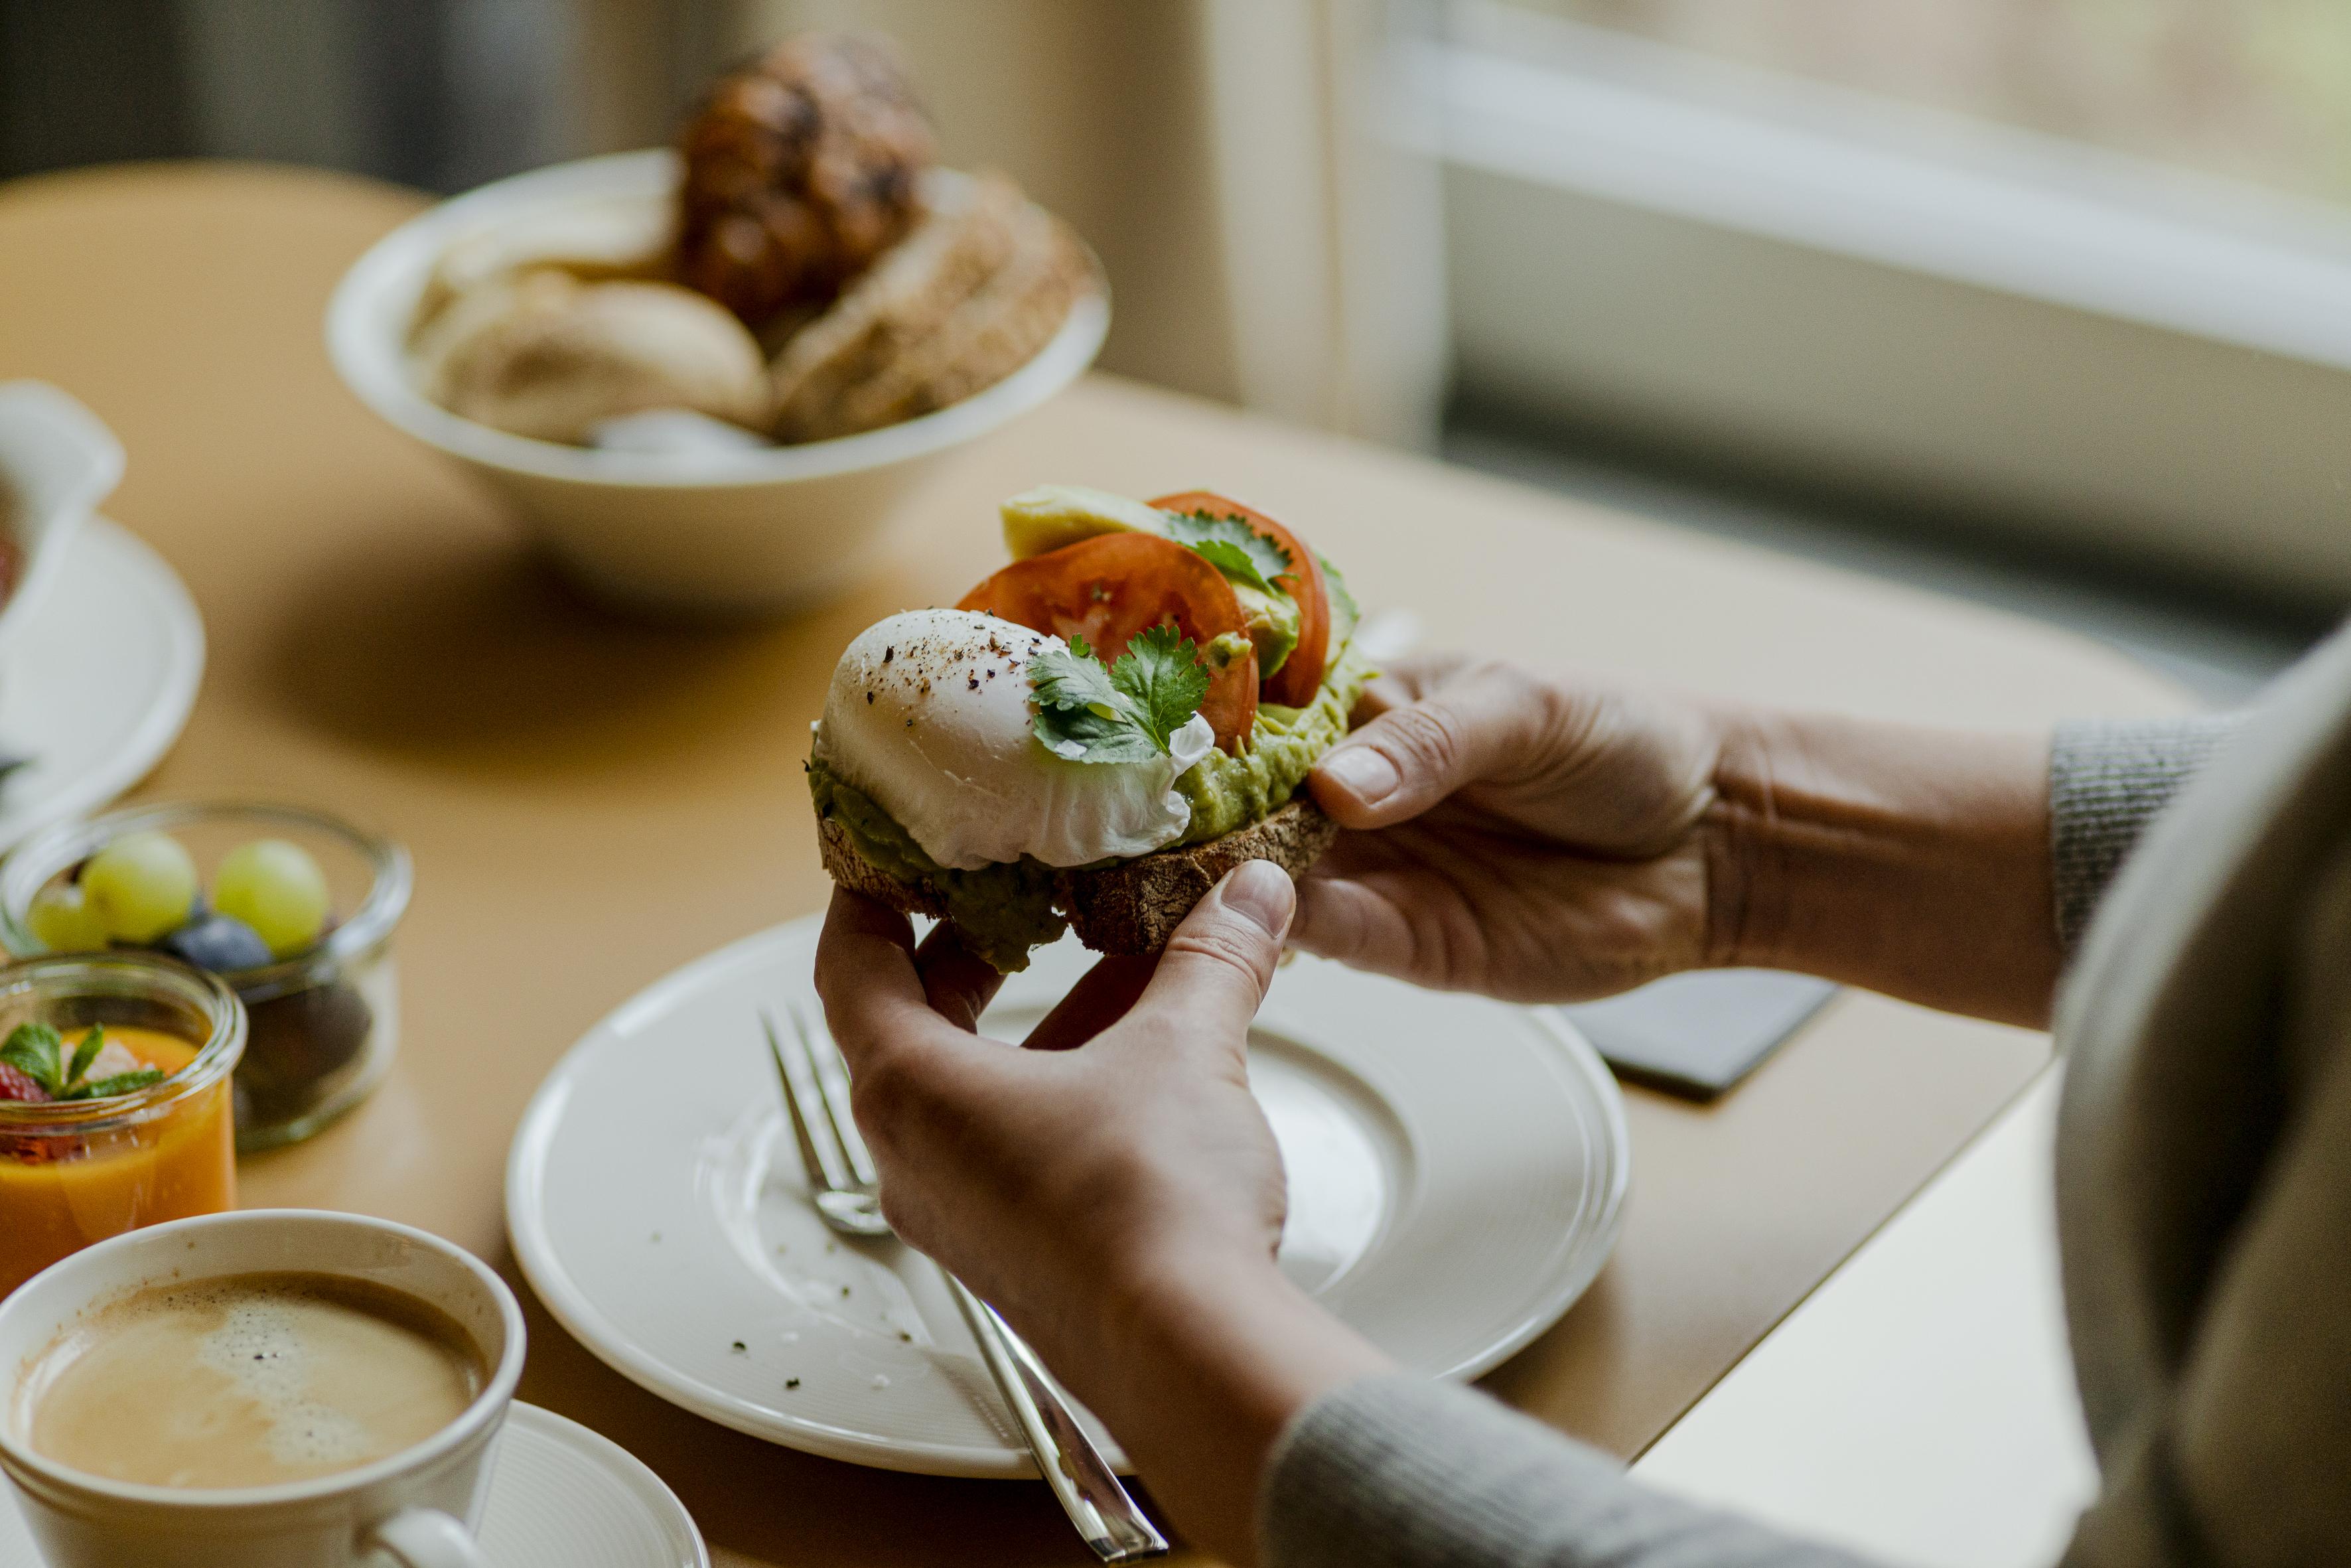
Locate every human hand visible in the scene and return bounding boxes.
[814,864,1389,1560]
[1298,654,1728,1001]
[816,864,1292,1334]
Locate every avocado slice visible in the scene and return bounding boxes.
[997,484,1306,676]
[1230,581,1299,679]
[999,484,1169,559]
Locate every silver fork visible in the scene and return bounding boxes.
[762,1006,1169,1563]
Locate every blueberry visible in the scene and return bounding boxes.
[157,914,273,974]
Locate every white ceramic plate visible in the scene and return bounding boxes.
[0,518,203,852]
[508,916,1630,1477]
[0,1402,706,1568]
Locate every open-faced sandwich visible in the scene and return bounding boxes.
[809,486,1368,970]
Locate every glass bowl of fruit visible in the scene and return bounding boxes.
[0,803,412,1151]
[0,952,244,1294]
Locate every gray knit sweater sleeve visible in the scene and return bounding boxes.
[1261,717,2243,1568]
[2049,715,2237,950]
[1263,1376,1873,1567]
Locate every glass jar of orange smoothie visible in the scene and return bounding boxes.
[0,955,243,1297]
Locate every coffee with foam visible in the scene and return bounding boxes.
[17,1272,484,1490]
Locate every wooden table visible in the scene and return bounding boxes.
[0,164,2187,1567]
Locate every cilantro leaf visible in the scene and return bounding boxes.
[1033,703,1163,763]
[1166,510,1292,596]
[1318,551,1361,656]
[1029,637,1136,725]
[1318,553,1358,627]
[1108,624,1210,751]
[1029,639,1161,762]
[1,1022,62,1095]
[1029,624,1210,762]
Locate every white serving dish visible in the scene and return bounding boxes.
[326,151,1109,618]
[0,383,124,664]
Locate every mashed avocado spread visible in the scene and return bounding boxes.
[807,762,1068,973]
[809,642,1373,971]
[1175,644,1368,842]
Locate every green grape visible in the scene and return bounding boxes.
[213,838,329,959]
[82,831,200,944]
[26,883,110,952]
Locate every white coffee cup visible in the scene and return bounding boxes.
[0,1209,526,1568]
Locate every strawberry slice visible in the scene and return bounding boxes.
[0,1063,51,1102]
[0,1065,74,1164]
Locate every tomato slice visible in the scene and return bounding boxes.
[1150,492,1330,707]
[958,532,1259,753]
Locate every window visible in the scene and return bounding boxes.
[1433,0,2351,603]
[1520,0,2351,210]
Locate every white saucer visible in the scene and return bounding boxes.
[476,1403,707,1568]
[0,517,203,851]
[508,916,1630,1477]
[0,1401,706,1568]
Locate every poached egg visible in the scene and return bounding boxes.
[814,608,1216,869]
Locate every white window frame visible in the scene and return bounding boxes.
[1419,2,2351,603]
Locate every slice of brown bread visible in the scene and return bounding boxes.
[814,206,1089,440]
[766,170,1026,439]
[815,813,958,922]
[815,798,1337,958]
[1059,800,1337,955]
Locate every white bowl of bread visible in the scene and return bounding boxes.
[327,36,1106,618]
